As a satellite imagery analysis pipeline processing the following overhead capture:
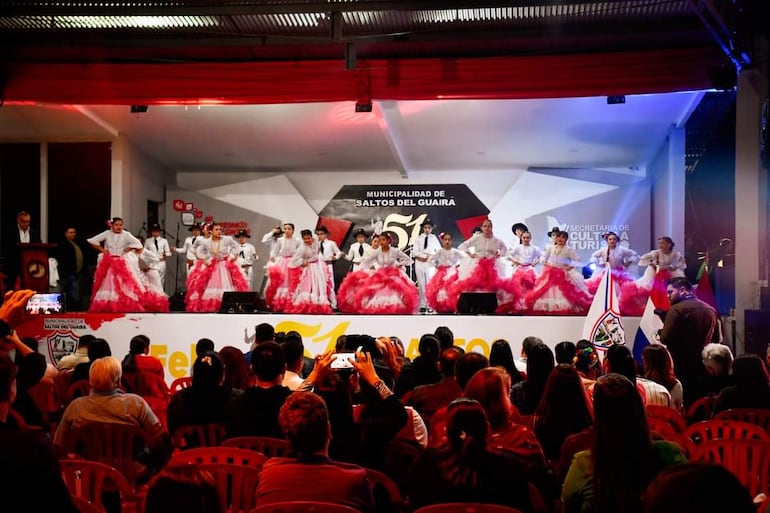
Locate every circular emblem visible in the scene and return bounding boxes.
[27,260,47,279]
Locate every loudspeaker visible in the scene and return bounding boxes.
[219,292,259,314]
[744,309,770,358]
[457,292,497,315]
[169,292,186,312]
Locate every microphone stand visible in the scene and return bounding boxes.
[174,222,182,296]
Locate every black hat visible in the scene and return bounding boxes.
[547,226,561,237]
[316,225,329,234]
[354,228,367,237]
[235,229,251,238]
[471,225,482,234]
[420,218,434,228]
[511,222,528,235]
[188,223,202,232]
[149,223,161,232]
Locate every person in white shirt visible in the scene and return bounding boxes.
[265,223,302,311]
[455,219,508,297]
[261,225,284,254]
[173,223,203,278]
[621,236,688,316]
[426,232,467,313]
[144,224,172,290]
[411,219,441,313]
[282,229,333,314]
[315,226,344,310]
[499,230,543,313]
[346,229,371,271]
[235,229,259,287]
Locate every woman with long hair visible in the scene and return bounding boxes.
[464,367,521,431]
[282,229,332,314]
[642,345,684,412]
[489,339,524,385]
[498,230,543,313]
[264,223,302,311]
[511,343,555,415]
[218,346,252,393]
[407,398,532,512]
[562,373,686,513]
[453,219,507,305]
[426,232,467,313]
[533,364,593,461]
[713,354,770,413]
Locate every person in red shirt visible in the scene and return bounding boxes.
[122,334,164,378]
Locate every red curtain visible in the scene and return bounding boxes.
[4,47,724,105]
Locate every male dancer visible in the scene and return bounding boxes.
[411,218,441,312]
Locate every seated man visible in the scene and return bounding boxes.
[256,391,375,513]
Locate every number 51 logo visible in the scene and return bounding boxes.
[382,213,427,250]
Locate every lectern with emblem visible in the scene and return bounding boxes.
[18,242,57,292]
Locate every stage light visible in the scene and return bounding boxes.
[130,105,148,113]
[606,96,626,105]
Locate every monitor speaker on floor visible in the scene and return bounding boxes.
[220,292,259,314]
[457,292,497,315]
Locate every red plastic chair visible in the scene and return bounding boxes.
[71,496,103,513]
[169,446,267,468]
[251,502,363,513]
[650,430,692,458]
[66,379,91,404]
[646,405,687,433]
[221,436,293,458]
[199,462,261,513]
[690,439,770,498]
[170,376,192,393]
[413,503,524,513]
[714,408,770,433]
[365,468,406,513]
[60,459,137,512]
[68,423,146,487]
[687,395,717,423]
[172,422,226,450]
[685,419,770,446]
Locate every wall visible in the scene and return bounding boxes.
[649,126,686,250]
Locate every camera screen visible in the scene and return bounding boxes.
[25,293,65,315]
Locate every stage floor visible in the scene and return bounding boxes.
[19,312,642,382]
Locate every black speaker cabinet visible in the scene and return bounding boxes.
[219,292,259,313]
[744,309,770,358]
[457,292,498,315]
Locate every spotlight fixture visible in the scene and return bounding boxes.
[130,104,149,113]
[606,96,626,105]
[355,102,372,113]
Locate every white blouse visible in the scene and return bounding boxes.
[194,236,238,261]
[542,244,581,269]
[508,244,543,266]
[87,230,142,254]
[432,247,466,267]
[359,247,413,269]
[458,234,508,258]
[271,237,302,259]
[590,245,639,269]
[289,242,321,268]
[638,249,687,275]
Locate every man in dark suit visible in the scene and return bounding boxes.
[2,211,41,291]
[56,225,85,311]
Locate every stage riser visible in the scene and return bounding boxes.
[18,313,641,384]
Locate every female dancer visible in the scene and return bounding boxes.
[88,217,165,312]
[585,232,639,293]
[337,232,418,314]
[498,230,542,313]
[185,222,249,312]
[527,230,592,315]
[621,236,686,315]
[426,232,467,313]
[282,229,332,314]
[454,219,507,301]
[264,223,302,311]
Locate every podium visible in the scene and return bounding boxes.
[18,242,57,292]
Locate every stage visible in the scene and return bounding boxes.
[17,312,642,384]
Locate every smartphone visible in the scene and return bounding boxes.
[330,352,355,370]
[25,293,65,315]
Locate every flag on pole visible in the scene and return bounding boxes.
[632,296,665,361]
[695,267,718,310]
[582,269,625,350]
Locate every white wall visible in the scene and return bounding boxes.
[649,125,686,249]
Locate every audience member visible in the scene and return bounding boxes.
[167,351,239,438]
[534,364,593,461]
[434,326,455,350]
[465,367,521,433]
[256,392,376,513]
[554,341,577,365]
[562,373,685,513]
[71,338,111,382]
[407,398,532,512]
[713,353,770,413]
[225,341,291,438]
[489,339,524,384]
[698,342,734,397]
[409,346,464,425]
[122,334,164,377]
[195,338,215,356]
[145,466,222,513]
[642,345,684,411]
[57,333,94,371]
[281,336,306,391]
[515,335,544,373]
[395,333,442,397]
[219,346,252,392]
[574,339,602,386]
[511,343,554,415]
[604,344,672,408]
[3,329,46,428]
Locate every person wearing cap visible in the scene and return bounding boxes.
[143,223,172,290]
[235,229,258,286]
[346,228,371,271]
[316,226,344,310]
[411,218,441,313]
[173,223,203,276]
[547,226,561,245]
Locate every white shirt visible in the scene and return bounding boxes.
[638,249,686,276]
[412,233,441,262]
[318,238,344,263]
[271,237,302,259]
[508,244,543,267]
[175,235,201,261]
[347,242,371,264]
[194,236,239,261]
[87,229,143,254]
[289,242,321,268]
[590,245,638,269]
[432,247,466,267]
[18,226,30,243]
[458,234,508,258]
[144,237,171,262]
[541,244,580,269]
[359,247,412,269]
[236,242,258,268]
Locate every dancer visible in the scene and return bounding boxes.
[235,229,258,286]
[621,236,687,315]
[454,219,507,303]
[185,222,249,312]
[282,229,332,314]
[173,223,203,278]
[316,225,344,310]
[87,217,160,312]
[138,247,171,311]
[586,232,639,292]
[337,232,418,314]
[411,218,441,313]
[527,230,592,315]
[143,223,172,289]
[261,225,283,252]
[346,228,371,271]
[498,230,542,313]
[426,232,467,313]
[265,223,302,311]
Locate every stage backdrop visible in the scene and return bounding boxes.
[18,313,642,384]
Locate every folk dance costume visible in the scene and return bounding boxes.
[426,247,467,313]
[337,247,418,314]
[264,236,302,311]
[281,242,333,314]
[453,234,508,303]
[185,235,249,312]
[88,229,158,312]
[497,244,543,314]
[318,238,345,309]
[143,234,171,288]
[347,241,371,271]
[174,232,201,279]
[527,244,592,315]
[412,232,441,311]
[236,241,258,285]
[137,250,171,312]
[585,245,639,314]
[621,247,686,315]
